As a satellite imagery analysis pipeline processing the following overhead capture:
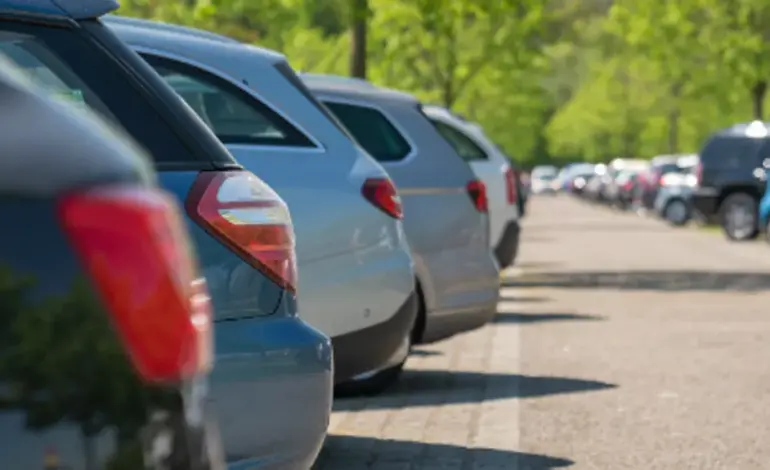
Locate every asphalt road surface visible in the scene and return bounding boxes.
[313,195,770,470]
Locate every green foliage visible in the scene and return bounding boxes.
[116,0,770,167]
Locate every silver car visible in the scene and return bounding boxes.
[654,155,699,226]
[304,76,501,344]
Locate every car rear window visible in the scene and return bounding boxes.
[700,135,764,167]
[428,119,488,162]
[0,21,234,167]
[322,101,412,161]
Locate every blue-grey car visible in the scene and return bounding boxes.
[305,76,501,344]
[0,7,333,470]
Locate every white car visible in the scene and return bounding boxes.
[422,105,521,268]
[530,165,559,194]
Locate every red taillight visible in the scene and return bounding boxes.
[186,170,297,293]
[623,180,633,191]
[467,180,488,212]
[58,185,212,383]
[504,167,518,205]
[362,177,403,219]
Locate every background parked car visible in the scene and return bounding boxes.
[305,76,501,345]
[691,121,770,241]
[758,171,770,242]
[0,58,223,470]
[530,165,559,194]
[654,156,699,226]
[633,155,683,212]
[422,105,522,269]
[110,18,418,397]
[0,9,333,470]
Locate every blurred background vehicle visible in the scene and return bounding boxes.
[110,18,418,397]
[305,76,501,346]
[0,7,333,469]
[599,159,648,204]
[530,165,559,195]
[653,155,699,226]
[691,121,770,241]
[632,155,684,213]
[559,162,596,194]
[422,105,521,269]
[0,58,223,470]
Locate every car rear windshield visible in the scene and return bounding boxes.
[323,101,413,161]
[700,135,764,167]
[0,19,235,168]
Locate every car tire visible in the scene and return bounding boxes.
[720,192,759,241]
[663,199,690,226]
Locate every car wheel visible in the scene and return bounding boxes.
[664,199,690,226]
[720,193,759,241]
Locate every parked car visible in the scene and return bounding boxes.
[559,163,596,194]
[433,114,529,217]
[421,105,521,269]
[691,121,770,241]
[107,17,418,397]
[632,155,682,212]
[304,76,501,345]
[530,165,559,194]
[600,159,648,204]
[0,57,224,470]
[0,7,332,469]
[610,170,643,210]
[654,156,699,226]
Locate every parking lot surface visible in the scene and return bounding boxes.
[314,196,770,469]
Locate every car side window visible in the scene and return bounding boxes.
[429,120,489,161]
[141,54,315,148]
[322,101,412,161]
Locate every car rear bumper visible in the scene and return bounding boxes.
[332,289,418,383]
[420,299,498,344]
[211,315,332,470]
[494,220,520,269]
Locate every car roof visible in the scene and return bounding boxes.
[109,20,285,65]
[0,0,118,19]
[103,15,240,44]
[715,120,770,139]
[302,74,419,106]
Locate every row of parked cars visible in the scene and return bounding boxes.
[534,120,770,244]
[0,2,530,469]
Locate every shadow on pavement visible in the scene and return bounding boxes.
[494,311,605,324]
[334,371,616,411]
[410,348,442,357]
[504,270,770,292]
[516,261,563,269]
[526,223,669,233]
[498,294,550,303]
[314,436,574,469]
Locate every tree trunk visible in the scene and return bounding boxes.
[752,80,767,120]
[667,81,682,154]
[349,0,368,79]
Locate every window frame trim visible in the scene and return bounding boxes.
[314,94,417,164]
[134,45,325,153]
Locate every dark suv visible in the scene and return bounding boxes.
[691,122,770,241]
[0,60,223,469]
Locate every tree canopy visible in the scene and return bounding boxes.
[116,0,770,167]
